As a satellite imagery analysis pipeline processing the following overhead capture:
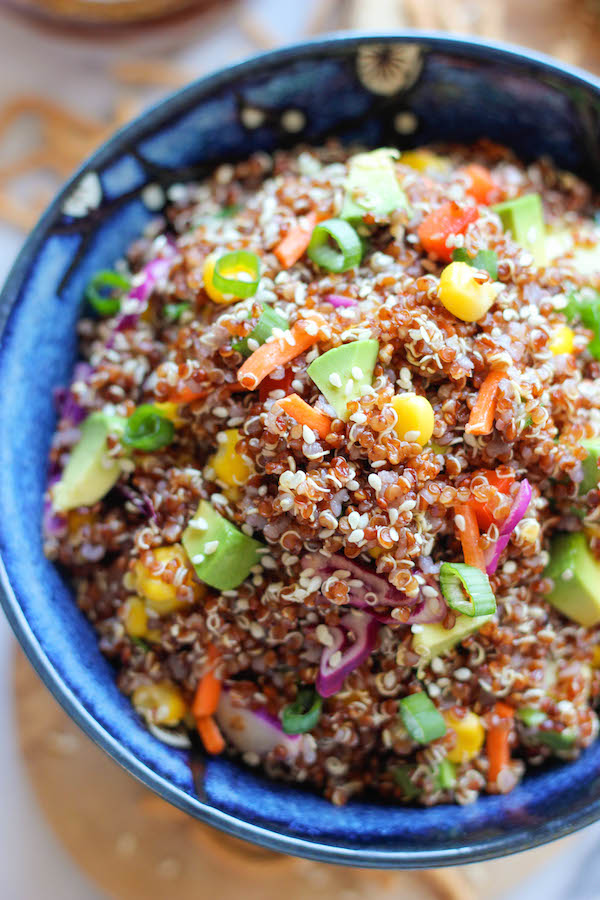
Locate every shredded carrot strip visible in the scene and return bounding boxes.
[277,393,334,439]
[455,503,486,572]
[237,316,324,390]
[192,644,222,718]
[461,163,501,205]
[196,715,225,755]
[274,211,318,269]
[465,370,506,436]
[168,385,205,405]
[486,702,514,785]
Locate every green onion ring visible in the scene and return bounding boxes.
[122,404,175,452]
[439,562,496,618]
[212,250,261,299]
[307,218,362,273]
[398,692,447,744]
[85,270,131,316]
[281,686,323,734]
[233,304,289,357]
[164,302,190,322]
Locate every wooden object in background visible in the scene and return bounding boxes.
[14,650,577,900]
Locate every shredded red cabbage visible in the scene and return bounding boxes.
[301,552,446,626]
[216,689,303,760]
[316,610,379,697]
[484,479,533,575]
[107,244,177,348]
[324,294,359,308]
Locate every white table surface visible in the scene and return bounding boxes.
[0,5,599,897]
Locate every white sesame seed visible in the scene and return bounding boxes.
[350,411,367,424]
[188,517,208,531]
[454,514,466,532]
[284,330,296,346]
[427,683,441,698]
[191,553,205,565]
[204,540,219,555]
[344,378,355,396]
[302,425,316,443]
[303,320,319,336]
[351,366,364,380]
[329,651,342,669]
[368,473,382,491]
[454,667,472,682]
[348,511,361,529]
[328,372,343,388]
[404,430,420,442]
[316,624,334,647]
[213,407,228,418]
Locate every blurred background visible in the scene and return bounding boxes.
[1,1,600,898]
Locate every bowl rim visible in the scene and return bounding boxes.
[2,30,600,868]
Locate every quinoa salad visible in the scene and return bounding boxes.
[44,140,600,807]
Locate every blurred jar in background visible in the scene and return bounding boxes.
[2,0,202,26]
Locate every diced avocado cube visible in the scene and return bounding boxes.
[545,532,600,626]
[580,438,600,494]
[52,412,125,511]
[182,499,262,591]
[307,339,379,420]
[341,148,410,222]
[493,193,546,265]
[412,613,494,661]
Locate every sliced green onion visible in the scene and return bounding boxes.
[393,764,420,800]
[435,758,456,790]
[212,250,261,299]
[217,204,241,218]
[536,729,576,750]
[399,692,446,744]
[281,686,323,734]
[164,302,190,322]
[565,288,600,359]
[451,248,498,280]
[439,562,496,618]
[85,270,131,316]
[122,404,175,452]
[233,305,289,357]
[307,218,362,273]
[516,707,546,728]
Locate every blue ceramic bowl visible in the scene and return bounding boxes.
[2,33,600,869]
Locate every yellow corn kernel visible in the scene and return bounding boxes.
[444,709,485,764]
[153,401,184,428]
[140,304,154,324]
[592,646,600,669]
[209,429,252,498]
[549,324,574,356]
[132,682,187,726]
[67,509,96,534]
[123,596,148,638]
[439,261,498,322]
[133,544,199,616]
[146,628,162,643]
[391,393,435,445]
[401,149,450,173]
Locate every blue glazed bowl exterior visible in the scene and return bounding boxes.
[2,33,600,868]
